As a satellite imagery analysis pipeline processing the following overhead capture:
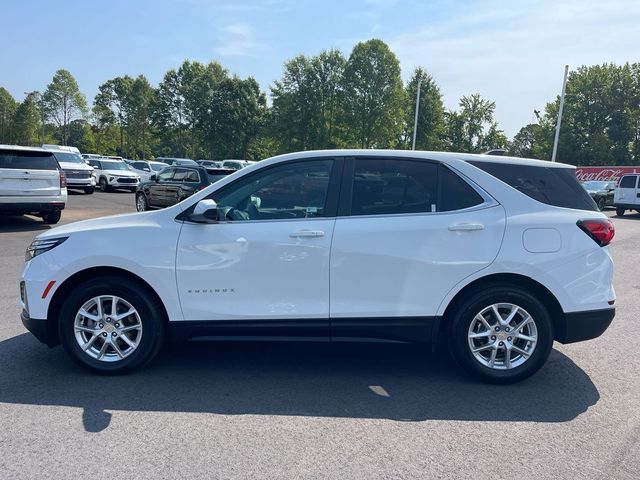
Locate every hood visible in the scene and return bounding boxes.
[103,169,139,177]
[37,210,159,239]
[586,189,606,195]
[59,161,93,171]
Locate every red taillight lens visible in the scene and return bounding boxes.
[59,171,67,188]
[577,219,615,247]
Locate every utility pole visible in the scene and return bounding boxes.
[411,77,422,150]
[551,65,569,162]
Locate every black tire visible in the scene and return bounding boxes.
[41,210,61,224]
[99,177,109,192]
[58,276,165,374]
[597,197,606,211]
[448,284,554,384]
[84,186,95,194]
[136,193,148,212]
[616,207,625,216]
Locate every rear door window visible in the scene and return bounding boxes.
[0,150,59,170]
[439,166,484,211]
[350,159,438,215]
[469,161,597,211]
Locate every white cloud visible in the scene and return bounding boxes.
[388,0,640,136]
[215,22,258,57]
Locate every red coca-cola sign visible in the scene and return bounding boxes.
[575,166,640,184]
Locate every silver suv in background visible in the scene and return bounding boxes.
[0,145,67,224]
[42,145,96,194]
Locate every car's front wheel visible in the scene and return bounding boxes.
[616,207,625,216]
[136,193,148,212]
[59,276,165,374]
[597,197,606,211]
[449,285,553,384]
[84,186,95,194]
[99,177,109,192]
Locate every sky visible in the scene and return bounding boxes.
[2,0,639,138]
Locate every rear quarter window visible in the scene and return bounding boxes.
[0,150,59,170]
[469,161,598,211]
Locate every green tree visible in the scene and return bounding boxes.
[0,87,17,143]
[12,93,41,145]
[42,69,87,145]
[403,67,445,150]
[341,39,404,148]
[94,76,134,154]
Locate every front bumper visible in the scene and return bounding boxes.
[108,178,139,188]
[21,310,55,346]
[556,308,615,344]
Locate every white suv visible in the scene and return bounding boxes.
[42,145,96,194]
[20,150,615,383]
[613,174,640,216]
[87,158,140,192]
[1,145,67,224]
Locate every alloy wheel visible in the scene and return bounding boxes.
[74,295,143,362]
[467,303,537,370]
[136,194,147,212]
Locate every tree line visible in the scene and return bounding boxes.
[1,39,639,165]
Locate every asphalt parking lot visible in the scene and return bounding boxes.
[1,192,639,479]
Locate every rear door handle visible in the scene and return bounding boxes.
[448,223,484,232]
[290,230,325,238]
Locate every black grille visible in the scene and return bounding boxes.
[64,170,91,179]
[116,178,137,184]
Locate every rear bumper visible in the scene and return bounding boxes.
[556,308,615,344]
[67,179,95,187]
[21,310,55,346]
[0,201,65,214]
[613,203,638,210]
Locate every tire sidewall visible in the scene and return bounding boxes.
[59,277,163,374]
[99,177,108,191]
[136,193,147,211]
[450,286,554,384]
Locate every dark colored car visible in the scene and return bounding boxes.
[582,181,615,211]
[135,165,235,211]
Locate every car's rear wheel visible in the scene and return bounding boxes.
[99,177,109,192]
[41,210,61,224]
[136,193,148,212]
[449,285,553,384]
[84,186,95,194]
[59,276,165,374]
[597,197,606,211]
[616,207,625,216]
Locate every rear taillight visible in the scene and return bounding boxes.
[59,171,67,188]
[577,219,614,247]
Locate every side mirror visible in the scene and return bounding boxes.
[150,174,157,182]
[189,199,218,223]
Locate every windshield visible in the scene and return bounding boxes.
[53,151,85,164]
[101,160,130,171]
[150,163,165,172]
[582,181,610,190]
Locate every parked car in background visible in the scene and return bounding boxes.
[581,180,615,211]
[82,153,102,160]
[42,145,96,194]
[221,159,250,170]
[196,160,222,168]
[614,174,640,216]
[128,160,169,182]
[21,150,614,383]
[156,157,198,166]
[87,158,140,192]
[135,165,234,211]
[0,145,66,224]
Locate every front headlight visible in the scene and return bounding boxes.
[25,237,68,261]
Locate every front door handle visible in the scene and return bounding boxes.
[290,230,325,238]
[448,223,484,232]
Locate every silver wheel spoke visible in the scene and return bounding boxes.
[488,347,497,368]
[472,343,494,354]
[511,345,530,358]
[95,297,103,318]
[504,346,512,369]
[75,325,97,334]
[469,331,491,339]
[491,305,503,325]
[97,340,109,359]
[111,340,124,358]
[82,334,99,351]
[120,323,140,333]
[113,309,135,321]
[476,314,492,331]
[111,296,117,317]
[516,333,536,342]
[119,333,136,349]
[78,309,100,322]
[504,307,519,326]
[513,316,531,332]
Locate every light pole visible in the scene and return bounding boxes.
[411,77,422,150]
[551,65,569,162]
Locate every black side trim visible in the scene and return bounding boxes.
[169,319,330,343]
[0,202,65,213]
[21,311,55,346]
[556,308,615,344]
[331,316,438,343]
